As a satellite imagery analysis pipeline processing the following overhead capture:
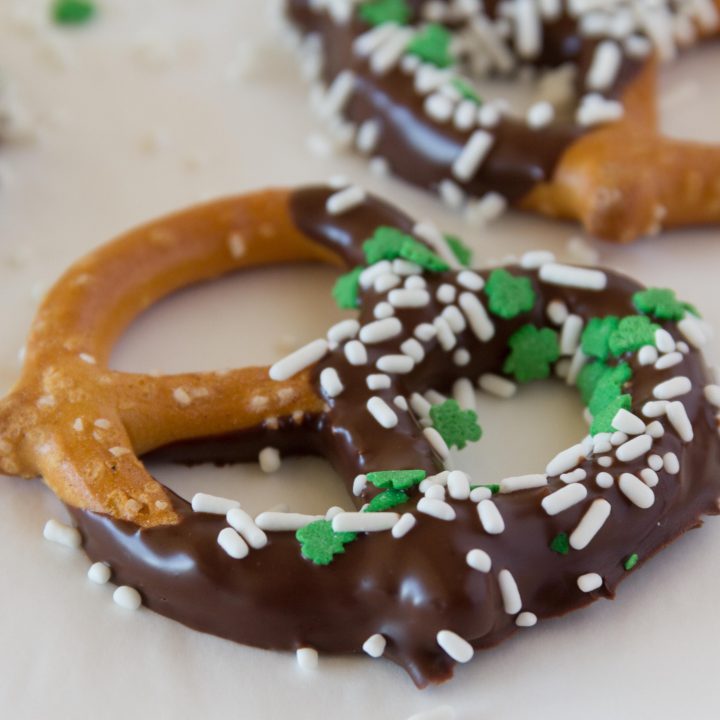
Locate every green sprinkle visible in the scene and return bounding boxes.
[624,553,639,571]
[429,399,482,450]
[590,394,632,435]
[587,363,632,416]
[332,266,363,309]
[365,488,409,512]
[485,268,536,319]
[358,0,411,26]
[633,287,698,321]
[444,234,472,267]
[577,360,609,405]
[362,226,448,271]
[52,0,95,24]
[366,469,426,490]
[550,532,570,555]
[581,316,620,361]
[608,315,659,356]
[407,23,454,68]
[503,324,560,383]
[450,78,481,104]
[484,483,500,495]
[296,520,356,566]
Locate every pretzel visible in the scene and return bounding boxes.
[2,185,719,687]
[285,0,720,242]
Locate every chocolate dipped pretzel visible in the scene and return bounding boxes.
[1,185,719,687]
[286,0,720,242]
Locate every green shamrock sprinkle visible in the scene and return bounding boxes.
[581,316,620,361]
[52,0,95,24]
[503,324,560,383]
[608,316,659,356]
[633,287,699,321]
[358,0,411,26]
[484,483,500,495]
[550,532,570,555]
[332,266,363,309]
[577,361,609,405]
[429,399,482,450]
[590,394,632,435]
[587,363,632,416]
[451,78,481,104]
[407,23,454,68]
[366,469,426,490]
[365,489,409,512]
[296,520,357,566]
[444,234,472,267]
[624,553,639,571]
[362,226,448,271]
[485,269,536,319]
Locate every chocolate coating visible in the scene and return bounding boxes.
[285,0,643,202]
[71,187,720,687]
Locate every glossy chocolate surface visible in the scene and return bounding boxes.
[286,0,644,202]
[71,187,720,687]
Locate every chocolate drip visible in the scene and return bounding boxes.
[285,1,644,202]
[70,188,720,687]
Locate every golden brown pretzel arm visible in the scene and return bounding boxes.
[0,189,338,527]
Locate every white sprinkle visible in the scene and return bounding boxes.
[612,409,646,435]
[577,94,624,126]
[217,527,249,558]
[353,474,367,496]
[616,434,653,462]
[363,634,387,658]
[377,354,415,374]
[442,305,466,333]
[678,316,708,348]
[227,508,268,549]
[516,612,537,627]
[388,288,430,308]
[259,447,281,473]
[452,130,494,182]
[417,497,456,521]
[79,352,96,365]
[500,474,547,494]
[191,493,240,515]
[457,271,484,291]
[546,443,586,477]
[72,417,84,432]
[664,452,680,475]
[640,468,659,487]
[353,22,398,57]
[255,512,323,532]
[526,100,554,128]
[113,586,142,610]
[437,630,474,663]
[425,92,454,122]
[470,486,492,502]
[436,284,457,304]
[269,339,328,381]
[87,562,111,584]
[596,472,614,488]
[477,373,516,399]
[453,378,476,411]
[425,485,445,501]
[356,119,380,154]
[374,273,401,293]
[321,69,355,116]
[345,340,368,365]
[653,376,692,400]
[360,317,402,344]
[43,519,81,549]
[655,328,676,354]
[433,316,457,351]
[332,512,399,532]
[393,259,422,275]
[374,301,395,319]
[319,367,344,398]
[466,548,492,572]
[570,499,611,550]
[642,400,668,418]
[611,431,628,447]
[597,456,613,468]
[567,348,588,386]
[648,454,664,472]
[638,345,659,366]
[367,373,391,390]
[586,40,622,90]
[577,573,603,593]
[360,261,392,288]
[560,468,587,484]
[560,314,583,355]
[392,513,416,538]
[296,647,318,671]
[405,276,427,290]
[394,396,408,411]
[593,433,612,454]
[704,384,720,407]
[542,483,588,516]
[521,250,555,269]
[327,319,360,345]
[453,349,470,366]
[410,392,432,418]
[447,470,471,500]
[539,263,607,290]
[619,472,655,509]
[666,401,693,442]
[459,292,495,341]
[415,323,437,342]
[515,0,542,58]
[424,427,450,459]
[367,396,399,429]
[546,299,568,325]
[477,499,505,535]
[94,418,111,430]
[498,569,522,614]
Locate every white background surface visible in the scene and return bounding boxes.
[1,2,720,718]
